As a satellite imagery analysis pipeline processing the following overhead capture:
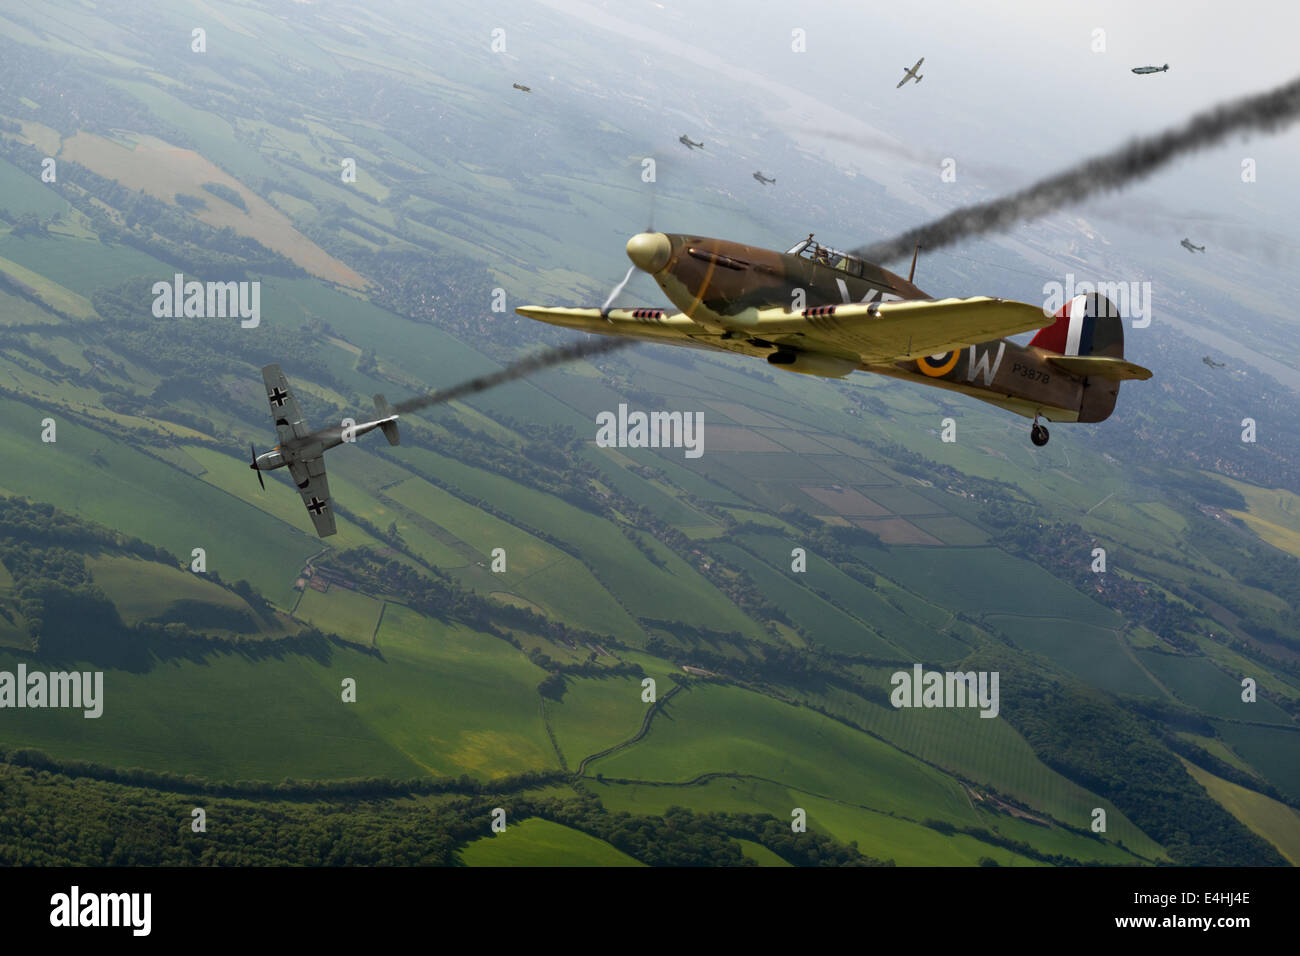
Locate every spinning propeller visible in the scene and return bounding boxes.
[249,442,265,490]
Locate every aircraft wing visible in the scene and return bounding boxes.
[515,306,725,351]
[288,456,336,538]
[746,297,1052,364]
[517,298,1051,368]
[261,364,311,445]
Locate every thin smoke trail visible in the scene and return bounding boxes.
[853,74,1300,263]
[394,338,632,414]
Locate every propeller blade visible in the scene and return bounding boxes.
[250,442,265,490]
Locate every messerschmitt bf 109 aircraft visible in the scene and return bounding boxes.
[517,233,1152,446]
[249,364,400,536]
[897,57,924,88]
[679,134,704,150]
[1181,237,1206,253]
[753,171,776,185]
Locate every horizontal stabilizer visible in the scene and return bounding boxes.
[1047,354,1153,381]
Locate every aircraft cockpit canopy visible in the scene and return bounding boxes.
[786,234,868,277]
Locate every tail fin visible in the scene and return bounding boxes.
[1030,293,1127,422]
[373,394,400,446]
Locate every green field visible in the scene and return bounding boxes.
[0,604,562,783]
[1216,475,1300,558]
[987,615,1162,697]
[0,397,318,607]
[1181,759,1300,865]
[851,545,1123,627]
[0,157,71,217]
[709,542,898,656]
[401,446,763,637]
[87,553,263,629]
[800,679,1166,858]
[1212,722,1300,803]
[381,468,639,636]
[1136,650,1294,724]
[458,817,644,867]
[545,674,649,769]
[0,643,424,781]
[590,775,1120,865]
[739,532,966,659]
[590,683,975,826]
[295,587,385,644]
[366,604,557,779]
[0,234,169,304]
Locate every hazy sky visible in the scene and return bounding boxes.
[545,0,1300,241]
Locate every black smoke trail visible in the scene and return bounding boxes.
[394,337,632,414]
[853,74,1300,264]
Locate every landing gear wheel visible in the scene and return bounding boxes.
[1031,423,1050,446]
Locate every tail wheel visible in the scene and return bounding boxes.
[1031,423,1050,446]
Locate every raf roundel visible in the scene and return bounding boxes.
[916,351,959,377]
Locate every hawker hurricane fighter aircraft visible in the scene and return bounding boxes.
[518,233,1152,446]
[897,57,925,88]
[249,364,400,536]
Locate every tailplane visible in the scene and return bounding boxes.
[1030,293,1148,422]
[374,394,400,446]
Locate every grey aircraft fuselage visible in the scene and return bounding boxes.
[252,418,392,474]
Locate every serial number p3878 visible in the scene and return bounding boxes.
[1011,362,1050,384]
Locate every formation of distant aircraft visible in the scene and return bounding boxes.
[679,135,774,187]
[512,82,531,93]
[897,57,924,88]
[250,365,400,537]
[1132,64,1169,74]
[519,232,1151,447]
[1181,237,1206,253]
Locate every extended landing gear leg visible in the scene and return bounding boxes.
[1030,417,1050,447]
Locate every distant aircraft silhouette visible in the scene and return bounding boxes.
[897,57,924,88]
